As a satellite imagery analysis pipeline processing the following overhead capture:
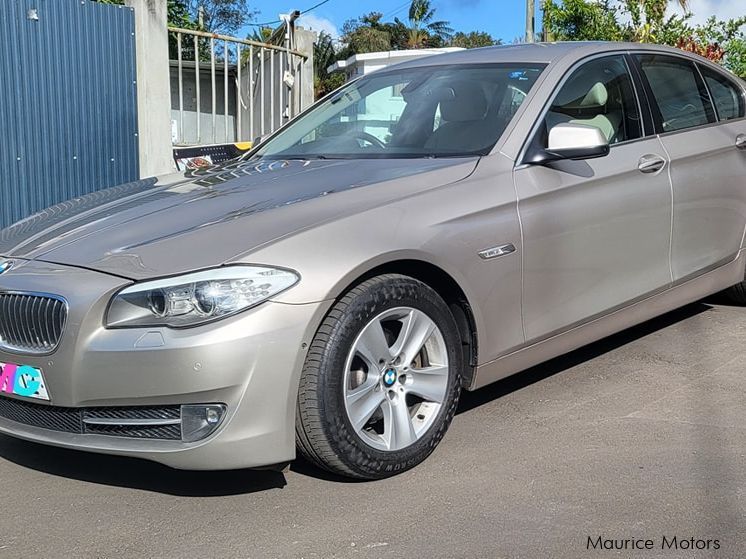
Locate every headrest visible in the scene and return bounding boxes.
[438,81,488,122]
[554,81,608,111]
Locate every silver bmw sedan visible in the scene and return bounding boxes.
[0,42,744,479]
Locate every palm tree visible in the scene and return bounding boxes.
[313,31,337,81]
[248,26,273,43]
[397,0,453,49]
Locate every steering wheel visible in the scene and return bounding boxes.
[350,131,387,150]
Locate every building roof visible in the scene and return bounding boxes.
[327,48,465,74]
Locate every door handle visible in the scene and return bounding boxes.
[638,154,667,174]
[736,134,746,150]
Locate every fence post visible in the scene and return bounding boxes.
[124,0,175,177]
[294,28,315,112]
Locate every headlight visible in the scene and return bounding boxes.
[106,265,299,328]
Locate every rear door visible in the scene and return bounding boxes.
[634,53,746,281]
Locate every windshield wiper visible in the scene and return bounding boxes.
[276,155,330,161]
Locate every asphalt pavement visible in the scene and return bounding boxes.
[1,297,744,559]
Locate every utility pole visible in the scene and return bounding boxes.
[525,0,535,43]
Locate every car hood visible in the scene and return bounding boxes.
[0,157,478,280]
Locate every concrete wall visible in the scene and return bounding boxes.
[125,0,175,177]
[169,62,237,145]
[295,28,316,116]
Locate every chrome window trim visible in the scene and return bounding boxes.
[516,50,649,168]
[0,290,69,356]
[655,114,746,140]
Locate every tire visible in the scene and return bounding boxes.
[725,280,746,305]
[295,274,463,480]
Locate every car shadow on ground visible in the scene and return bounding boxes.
[457,301,714,414]
[0,300,724,492]
[0,434,287,496]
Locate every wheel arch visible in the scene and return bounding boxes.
[330,259,479,388]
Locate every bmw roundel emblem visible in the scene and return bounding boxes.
[383,368,397,387]
[0,260,14,276]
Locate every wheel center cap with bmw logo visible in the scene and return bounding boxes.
[0,260,14,275]
[383,368,397,387]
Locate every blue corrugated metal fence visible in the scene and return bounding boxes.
[0,0,138,229]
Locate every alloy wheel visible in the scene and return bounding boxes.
[343,306,450,451]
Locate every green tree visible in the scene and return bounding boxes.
[395,0,453,48]
[338,3,498,55]
[622,0,691,43]
[385,19,412,50]
[248,26,274,43]
[688,16,746,77]
[95,0,201,58]
[183,0,257,35]
[167,0,198,29]
[94,0,256,35]
[339,12,393,56]
[541,0,745,78]
[450,31,501,48]
[313,31,346,98]
[93,0,213,30]
[541,0,624,41]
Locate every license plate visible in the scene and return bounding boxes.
[0,361,50,401]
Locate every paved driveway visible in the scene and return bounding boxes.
[0,298,744,559]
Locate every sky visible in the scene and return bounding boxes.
[248,0,532,44]
[245,0,743,45]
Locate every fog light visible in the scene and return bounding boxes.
[206,407,220,424]
[181,404,226,442]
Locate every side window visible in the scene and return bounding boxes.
[544,56,642,145]
[636,54,715,132]
[699,66,745,121]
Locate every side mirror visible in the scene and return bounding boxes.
[545,123,609,161]
[526,123,610,165]
[253,135,264,147]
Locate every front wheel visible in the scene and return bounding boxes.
[295,274,463,480]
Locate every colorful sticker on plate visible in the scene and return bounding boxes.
[0,362,50,401]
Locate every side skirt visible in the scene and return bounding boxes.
[470,249,745,390]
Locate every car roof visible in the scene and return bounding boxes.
[391,41,705,68]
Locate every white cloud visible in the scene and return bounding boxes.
[667,0,745,25]
[297,13,340,41]
[614,0,744,30]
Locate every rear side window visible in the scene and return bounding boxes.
[699,66,745,121]
[636,54,716,132]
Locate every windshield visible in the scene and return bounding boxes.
[255,63,545,159]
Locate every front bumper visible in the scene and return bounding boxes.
[0,259,331,469]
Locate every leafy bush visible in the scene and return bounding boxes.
[542,0,746,78]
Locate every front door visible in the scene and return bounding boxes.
[513,55,673,342]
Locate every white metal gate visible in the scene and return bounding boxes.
[168,26,310,146]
